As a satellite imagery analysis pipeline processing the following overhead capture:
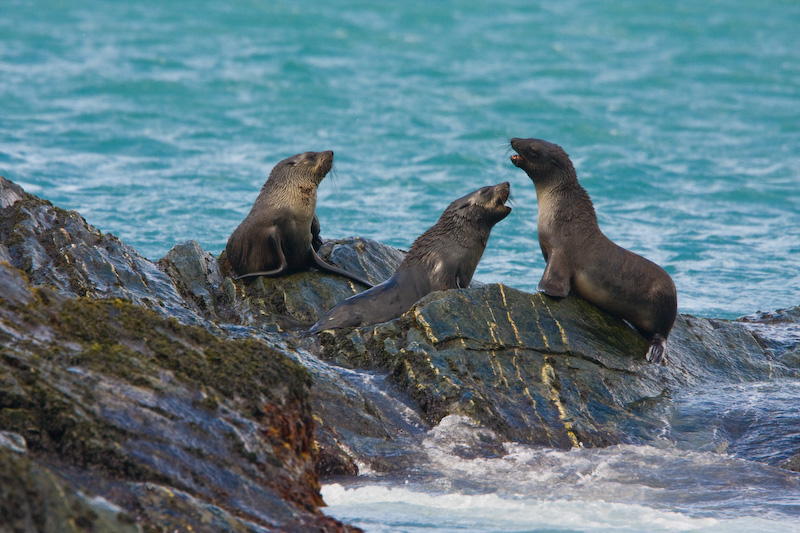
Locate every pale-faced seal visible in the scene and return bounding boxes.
[310,182,512,333]
[225,150,372,287]
[510,138,677,363]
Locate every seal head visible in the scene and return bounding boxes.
[510,138,576,187]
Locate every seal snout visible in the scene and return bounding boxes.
[492,182,512,217]
[314,150,334,176]
[509,138,528,169]
[495,181,511,204]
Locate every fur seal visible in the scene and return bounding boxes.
[225,150,372,287]
[310,182,512,333]
[510,138,677,363]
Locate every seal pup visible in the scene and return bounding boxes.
[310,182,512,333]
[225,150,372,287]
[510,138,677,363]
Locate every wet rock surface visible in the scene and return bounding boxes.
[2,176,799,530]
[315,285,799,455]
[1,178,359,532]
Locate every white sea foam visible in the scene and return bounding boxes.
[323,411,800,532]
[322,482,796,533]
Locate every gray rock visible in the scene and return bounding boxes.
[314,284,795,455]
[781,453,800,473]
[0,449,139,533]
[0,177,360,532]
[0,177,202,324]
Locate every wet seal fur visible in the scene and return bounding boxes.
[510,138,677,363]
[310,182,512,333]
[225,151,372,287]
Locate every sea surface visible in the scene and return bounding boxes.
[2,0,799,531]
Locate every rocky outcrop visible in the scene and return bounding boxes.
[2,176,798,530]
[0,178,358,532]
[314,285,798,454]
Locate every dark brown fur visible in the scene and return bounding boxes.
[225,151,371,286]
[310,183,511,333]
[511,138,677,363]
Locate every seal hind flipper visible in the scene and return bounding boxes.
[310,269,430,333]
[234,230,289,280]
[538,248,571,297]
[645,335,667,364]
[310,249,373,287]
[310,274,408,333]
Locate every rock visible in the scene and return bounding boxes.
[0,177,202,325]
[313,284,795,456]
[781,453,800,473]
[1,176,361,531]
[160,235,402,331]
[738,306,800,364]
[0,286,357,530]
[2,176,797,529]
[0,448,139,533]
[158,240,224,315]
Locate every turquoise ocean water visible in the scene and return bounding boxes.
[2,1,800,531]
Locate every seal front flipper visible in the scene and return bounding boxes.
[645,334,667,364]
[235,231,289,280]
[311,214,323,252]
[310,249,373,287]
[538,248,571,297]
[455,268,469,289]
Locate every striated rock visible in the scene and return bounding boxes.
[314,284,798,458]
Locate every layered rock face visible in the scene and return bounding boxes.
[1,176,798,530]
[0,178,357,532]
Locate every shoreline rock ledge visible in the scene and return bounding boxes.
[1,176,799,530]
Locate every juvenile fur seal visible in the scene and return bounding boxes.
[225,150,372,287]
[510,138,677,363]
[310,182,512,334]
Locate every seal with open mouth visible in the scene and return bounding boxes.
[310,182,512,333]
